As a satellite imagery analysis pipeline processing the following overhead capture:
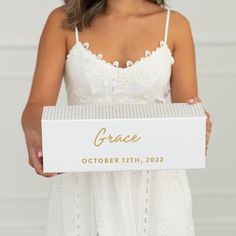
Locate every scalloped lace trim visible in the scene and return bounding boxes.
[66,40,174,70]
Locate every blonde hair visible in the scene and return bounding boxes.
[63,0,166,31]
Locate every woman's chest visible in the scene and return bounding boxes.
[63,42,174,103]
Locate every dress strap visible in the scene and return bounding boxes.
[75,26,79,44]
[164,8,171,44]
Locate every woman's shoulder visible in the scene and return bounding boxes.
[167,8,193,46]
[149,3,192,34]
[38,6,69,52]
[169,9,191,29]
[40,5,71,45]
[45,6,67,27]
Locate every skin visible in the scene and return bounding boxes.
[21,0,213,178]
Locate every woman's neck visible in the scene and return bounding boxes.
[105,0,146,16]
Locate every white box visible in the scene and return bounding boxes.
[41,102,206,173]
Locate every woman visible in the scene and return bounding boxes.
[21,0,213,235]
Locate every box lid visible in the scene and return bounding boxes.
[42,102,206,121]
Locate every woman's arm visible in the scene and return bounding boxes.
[21,6,67,177]
[169,11,198,102]
[169,11,212,155]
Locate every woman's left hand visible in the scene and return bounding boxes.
[187,96,213,156]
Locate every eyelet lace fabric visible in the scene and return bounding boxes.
[64,39,173,104]
[45,8,195,236]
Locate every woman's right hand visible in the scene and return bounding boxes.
[24,127,59,178]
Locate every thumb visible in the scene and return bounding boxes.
[37,150,43,158]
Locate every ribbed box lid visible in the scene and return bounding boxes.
[42,102,206,120]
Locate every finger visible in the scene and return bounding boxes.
[205,136,209,149]
[208,120,213,129]
[206,122,212,135]
[33,145,43,161]
[206,138,209,148]
[205,110,210,119]
[207,126,212,135]
[28,159,34,167]
[34,147,43,164]
[207,116,211,125]
[26,144,35,168]
[206,131,210,139]
[205,130,211,151]
[206,118,213,132]
[205,140,208,153]
[187,96,201,104]
[206,126,211,137]
[206,121,211,131]
[34,168,58,177]
[37,150,42,157]
[29,146,55,178]
[206,131,209,142]
[36,150,43,159]
[33,147,58,177]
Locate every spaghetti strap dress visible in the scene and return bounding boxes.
[45,8,195,236]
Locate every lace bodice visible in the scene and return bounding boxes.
[63,8,174,105]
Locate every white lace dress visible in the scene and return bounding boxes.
[45,8,195,236]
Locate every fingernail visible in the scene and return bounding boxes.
[37,150,42,158]
[188,98,194,103]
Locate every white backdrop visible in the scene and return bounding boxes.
[0,1,236,236]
